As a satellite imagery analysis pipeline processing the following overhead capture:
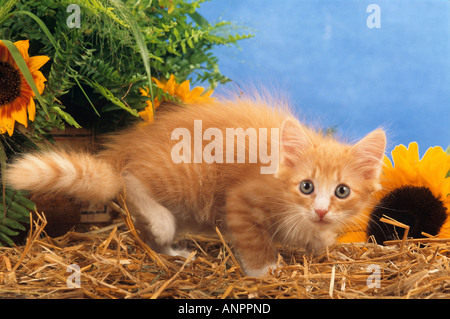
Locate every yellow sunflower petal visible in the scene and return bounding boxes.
[176,80,191,99]
[382,155,393,172]
[32,70,47,94]
[417,147,449,195]
[139,87,149,96]
[139,74,215,122]
[164,74,177,96]
[391,144,408,159]
[189,86,205,98]
[0,109,15,136]
[443,179,450,198]
[152,77,165,88]
[11,102,28,127]
[13,40,30,61]
[27,55,50,72]
[337,231,367,243]
[421,146,449,178]
[405,142,420,164]
[201,89,214,99]
[138,106,154,122]
[27,97,36,121]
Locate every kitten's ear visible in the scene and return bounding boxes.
[279,118,313,169]
[351,129,386,180]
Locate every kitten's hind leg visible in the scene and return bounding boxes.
[123,173,189,257]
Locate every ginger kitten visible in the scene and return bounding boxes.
[7,95,386,277]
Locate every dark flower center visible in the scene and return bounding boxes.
[0,62,21,105]
[367,186,447,244]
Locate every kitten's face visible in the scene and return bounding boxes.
[273,119,386,250]
[282,147,374,234]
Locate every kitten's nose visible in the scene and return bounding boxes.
[315,209,328,219]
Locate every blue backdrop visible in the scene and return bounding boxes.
[198,0,449,156]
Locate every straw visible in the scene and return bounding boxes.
[1,203,450,298]
[379,215,410,252]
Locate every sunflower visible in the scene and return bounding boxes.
[339,142,450,243]
[0,40,49,136]
[139,74,215,122]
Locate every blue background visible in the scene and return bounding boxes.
[198,0,449,156]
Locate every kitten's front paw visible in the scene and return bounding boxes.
[163,247,196,259]
[244,262,278,277]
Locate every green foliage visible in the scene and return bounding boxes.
[0,188,34,246]
[0,0,19,25]
[0,0,252,136]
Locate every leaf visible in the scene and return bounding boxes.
[187,37,194,49]
[78,0,129,27]
[0,232,14,247]
[0,0,19,26]
[173,27,181,41]
[0,188,33,246]
[0,225,18,237]
[52,106,82,128]
[86,80,139,116]
[14,10,58,50]
[73,76,100,117]
[188,11,210,28]
[0,143,6,188]
[127,7,155,112]
[2,217,26,231]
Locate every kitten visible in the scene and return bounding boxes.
[6,95,386,277]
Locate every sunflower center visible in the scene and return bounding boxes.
[0,62,21,105]
[367,186,448,244]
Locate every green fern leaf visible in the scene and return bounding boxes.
[0,188,33,247]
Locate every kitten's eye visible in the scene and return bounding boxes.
[335,184,351,198]
[299,180,314,195]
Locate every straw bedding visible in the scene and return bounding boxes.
[1,201,450,299]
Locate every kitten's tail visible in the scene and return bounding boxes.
[6,151,122,204]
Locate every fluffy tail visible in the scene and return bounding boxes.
[6,151,122,204]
